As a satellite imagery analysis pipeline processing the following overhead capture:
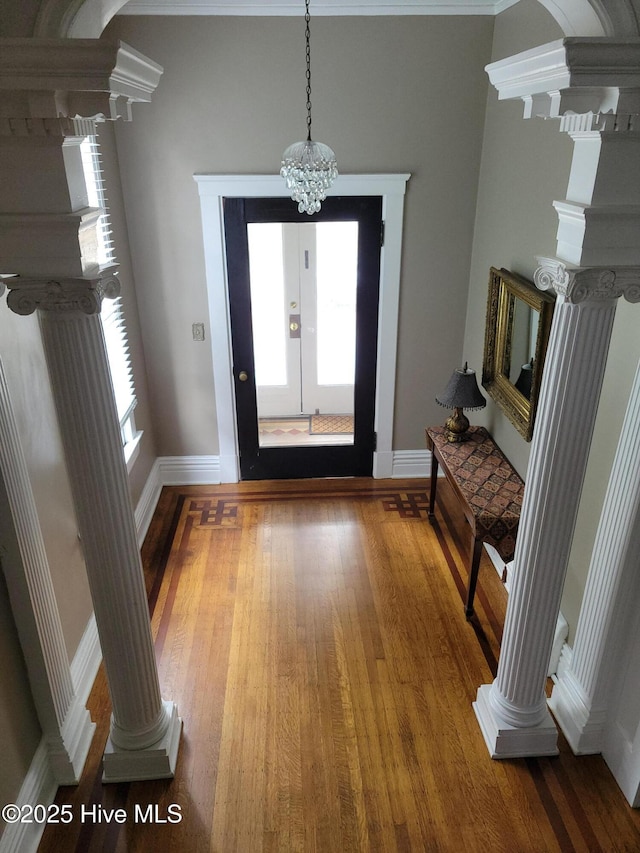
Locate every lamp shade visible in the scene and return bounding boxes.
[514,359,534,399]
[436,364,486,411]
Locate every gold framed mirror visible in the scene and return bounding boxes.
[482,267,555,441]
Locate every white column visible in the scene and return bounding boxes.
[475,36,640,760]
[6,274,181,782]
[0,353,95,784]
[474,263,629,756]
[0,34,173,783]
[549,358,640,753]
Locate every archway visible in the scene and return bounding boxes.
[31,0,640,42]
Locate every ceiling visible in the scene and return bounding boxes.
[118,0,517,16]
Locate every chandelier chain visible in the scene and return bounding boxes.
[305,0,312,141]
[280,0,337,215]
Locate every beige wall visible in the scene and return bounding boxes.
[0,315,92,660]
[104,14,495,454]
[464,0,569,474]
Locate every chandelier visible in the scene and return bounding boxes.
[280,0,337,215]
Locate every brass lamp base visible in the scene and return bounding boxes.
[443,407,470,442]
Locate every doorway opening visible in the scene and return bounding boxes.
[248,219,358,449]
[194,173,410,483]
[224,196,382,480]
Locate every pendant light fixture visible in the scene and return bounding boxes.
[280,0,338,215]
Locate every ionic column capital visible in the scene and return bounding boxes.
[534,257,640,304]
[3,267,119,316]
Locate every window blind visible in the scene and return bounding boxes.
[80,137,137,432]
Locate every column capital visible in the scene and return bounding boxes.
[3,266,119,316]
[486,38,640,130]
[0,38,163,135]
[534,257,640,304]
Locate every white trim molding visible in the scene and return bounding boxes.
[391,449,431,479]
[117,0,514,17]
[0,740,58,853]
[157,455,222,485]
[134,459,164,547]
[0,39,163,129]
[486,38,640,119]
[32,0,620,42]
[194,173,409,483]
[70,613,102,705]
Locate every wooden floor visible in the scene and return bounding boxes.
[39,478,640,852]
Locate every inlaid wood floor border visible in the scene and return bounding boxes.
[37,477,640,852]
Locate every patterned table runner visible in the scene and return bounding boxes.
[427,425,524,562]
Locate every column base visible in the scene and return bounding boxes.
[102,701,182,783]
[473,684,559,758]
[51,700,96,785]
[549,674,605,755]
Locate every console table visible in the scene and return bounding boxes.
[425,425,524,618]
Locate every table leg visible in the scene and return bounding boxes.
[465,538,484,619]
[428,453,438,522]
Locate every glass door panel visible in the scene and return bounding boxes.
[248,220,358,449]
[301,221,357,415]
[248,223,301,421]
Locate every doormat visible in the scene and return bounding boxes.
[310,414,354,435]
[259,418,310,436]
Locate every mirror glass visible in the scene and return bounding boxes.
[482,267,555,441]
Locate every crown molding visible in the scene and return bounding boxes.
[0,38,163,122]
[486,37,640,105]
[117,0,516,15]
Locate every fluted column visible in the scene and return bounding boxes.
[0,347,95,784]
[5,273,181,782]
[549,357,640,753]
[475,36,640,759]
[474,261,640,757]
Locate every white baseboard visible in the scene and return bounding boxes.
[549,612,569,677]
[141,452,430,485]
[391,450,431,479]
[483,542,510,583]
[157,455,221,486]
[603,721,640,807]
[0,740,57,853]
[70,612,102,707]
[554,642,573,682]
[135,458,163,548]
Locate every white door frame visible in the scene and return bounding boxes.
[194,173,410,483]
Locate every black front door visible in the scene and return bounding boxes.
[224,195,382,480]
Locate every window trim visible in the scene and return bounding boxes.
[80,135,142,465]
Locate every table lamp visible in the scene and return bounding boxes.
[514,358,534,400]
[436,362,486,442]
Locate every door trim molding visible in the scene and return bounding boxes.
[194,173,410,482]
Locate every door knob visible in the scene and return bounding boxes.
[238,371,248,382]
[289,313,301,338]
